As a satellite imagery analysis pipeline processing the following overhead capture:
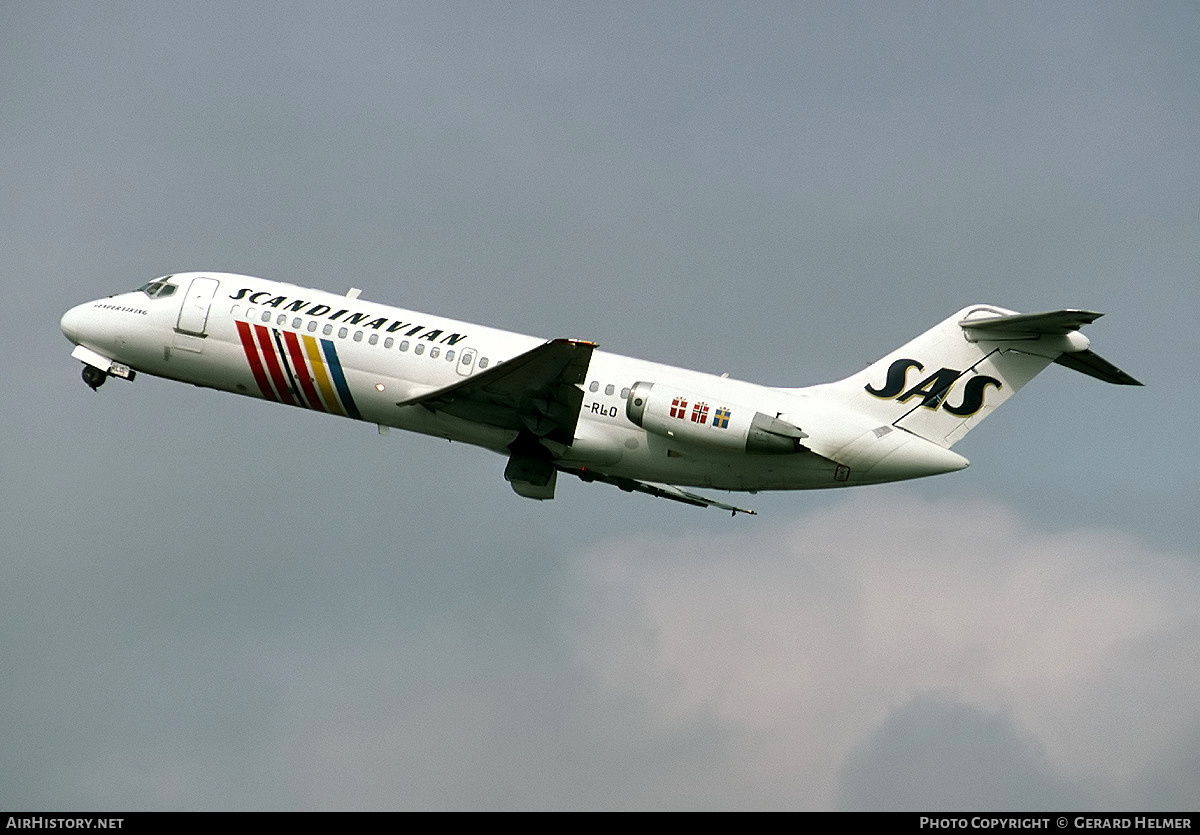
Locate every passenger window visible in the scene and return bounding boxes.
[307,320,317,333]
[353,331,363,342]
[384,337,394,349]
[430,347,440,359]
[261,311,271,323]
[479,357,489,369]
[276,314,287,326]
[323,324,333,336]
[589,381,599,393]
[338,327,348,339]
[415,343,425,355]
[605,384,614,396]
[246,308,256,320]
[446,350,455,362]
[292,317,302,329]
[621,387,630,398]
[368,333,378,346]
[399,340,409,352]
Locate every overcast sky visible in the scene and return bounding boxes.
[3,2,1198,811]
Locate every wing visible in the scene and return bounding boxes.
[396,338,758,515]
[396,338,596,445]
[566,467,757,516]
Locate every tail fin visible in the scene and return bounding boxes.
[818,305,1141,449]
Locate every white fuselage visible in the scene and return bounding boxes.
[61,272,973,496]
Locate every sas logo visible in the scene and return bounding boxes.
[865,358,1002,417]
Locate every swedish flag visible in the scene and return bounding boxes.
[713,407,731,429]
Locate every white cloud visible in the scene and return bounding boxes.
[565,492,1200,809]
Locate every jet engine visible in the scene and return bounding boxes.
[625,381,807,455]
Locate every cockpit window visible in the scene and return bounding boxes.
[136,278,178,299]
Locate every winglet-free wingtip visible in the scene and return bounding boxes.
[565,467,757,515]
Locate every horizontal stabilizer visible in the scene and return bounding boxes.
[1053,349,1143,386]
[960,308,1104,336]
[961,308,1142,385]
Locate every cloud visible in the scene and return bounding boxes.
[837,695,1087,811]
[565,492,1200,809]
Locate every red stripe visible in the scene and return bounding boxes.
[235,320,277,401]
[253,325,297,406]
[282,330,326,412]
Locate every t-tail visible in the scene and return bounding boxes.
[821,305,1141,450]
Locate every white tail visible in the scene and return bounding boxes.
[818,305,1140,449]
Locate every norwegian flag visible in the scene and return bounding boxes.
[712,407,731,429]
[670,397,688,419]
[691,401,709,424]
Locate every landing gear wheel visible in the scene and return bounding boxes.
[82,365,108,391]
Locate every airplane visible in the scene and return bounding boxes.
[60,273,1141,515]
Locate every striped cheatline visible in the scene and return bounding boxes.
[235,321,361,418]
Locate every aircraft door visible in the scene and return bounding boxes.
[456,347,476,377]
[176,276,220,336]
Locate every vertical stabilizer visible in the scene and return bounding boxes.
[813,306,1137,448]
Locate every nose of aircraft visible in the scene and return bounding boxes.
[60,302,89,344]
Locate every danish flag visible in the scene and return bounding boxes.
[670,397,688,419]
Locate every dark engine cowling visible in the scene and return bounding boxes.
[625,381,807,455]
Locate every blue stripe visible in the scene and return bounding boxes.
[320,339,362,420]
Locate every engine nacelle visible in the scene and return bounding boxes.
[625,381,807,455]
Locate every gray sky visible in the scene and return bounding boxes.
[3,1,1198,810]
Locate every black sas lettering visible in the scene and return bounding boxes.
[897,367,961,409]
[865,358,924,399]
[943,375,1003,416]
[866,358,1001,415]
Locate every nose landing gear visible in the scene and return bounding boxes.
[82,365,108,391]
